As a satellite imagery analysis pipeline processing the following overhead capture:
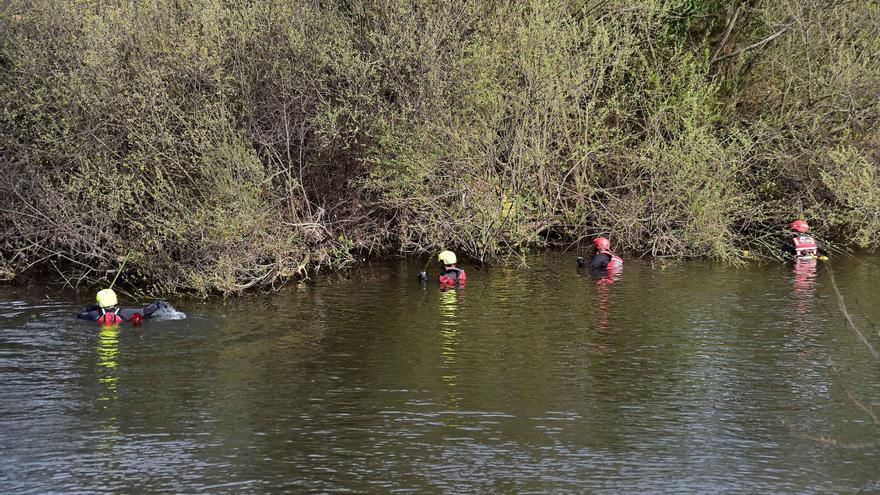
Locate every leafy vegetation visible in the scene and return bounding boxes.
[1,0,878,294]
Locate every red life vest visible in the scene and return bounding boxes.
[97,308,123,325]
[598,250,623,271]
[792,235,817,259]
[438,267,467,288]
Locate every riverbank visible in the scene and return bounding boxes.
[2,243,865,302]
[2,1,878,295]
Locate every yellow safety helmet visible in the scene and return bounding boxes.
[96,288,118,308]
[438,250,457,265]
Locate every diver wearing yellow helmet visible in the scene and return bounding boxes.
[77,288,167,325]
[437,250,467,289]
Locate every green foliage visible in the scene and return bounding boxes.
[0,0,877,293]
[819,142,880,249]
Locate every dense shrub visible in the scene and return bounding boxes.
[1,0,877,294]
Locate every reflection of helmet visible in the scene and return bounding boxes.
[438,250,457,265]
[790,219,809,233]
[96,289,118,308]
[593,237,610,250]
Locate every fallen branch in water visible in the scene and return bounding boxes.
[800,434,879,450]
[828,358,880,428]
[784,356,880,451]
[824,264,880,360]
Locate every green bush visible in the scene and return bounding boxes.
[1,0,877,294]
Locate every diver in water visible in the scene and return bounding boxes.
[437,250,467,289]
[782,219,828,260]
[78,288,167,325]
[578,236,623,275]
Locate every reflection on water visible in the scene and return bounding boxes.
[1,255,880,494]
[96,324,121,452]
[97,324,119,401]
[792,259,818,303]
[592,269,619,349]
[439,289,461,410]
[788,260,823,360]
[578,263,621,351]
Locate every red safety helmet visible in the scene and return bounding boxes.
[593,237,610,250]
[790,219,809,233]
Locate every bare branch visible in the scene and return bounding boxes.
[711,3,742,63]
[712,24,792,64]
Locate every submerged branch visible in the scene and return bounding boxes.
[825,264,880,360]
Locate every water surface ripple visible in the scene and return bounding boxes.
[1,255,879,493]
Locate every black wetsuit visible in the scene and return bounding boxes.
[590,253,613,270]
[578,256,609,277]
[78,300,165,322]
[578,253,621,281]
[438,267,467,286]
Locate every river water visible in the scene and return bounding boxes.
[1,253,879,494]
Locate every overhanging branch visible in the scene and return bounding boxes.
[711,23,792,64]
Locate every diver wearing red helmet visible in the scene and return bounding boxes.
[577,236,623,272]
[782,219,828,260]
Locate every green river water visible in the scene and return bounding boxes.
[1,253,879,494]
